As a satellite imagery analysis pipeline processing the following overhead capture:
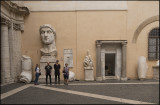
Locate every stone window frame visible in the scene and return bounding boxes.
[148,27,159,60]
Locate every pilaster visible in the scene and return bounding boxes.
[121,41,127,80]
[1,17,11,83]
[96,41,102,81]
[1,1,29,84]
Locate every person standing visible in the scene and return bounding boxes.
[45,62,52,85]
[54,60,61,84]
[63,63,69,85]
[34,64,40,85]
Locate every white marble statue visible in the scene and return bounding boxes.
[84,50,93,69]
[84,50,94,81]
[19,55,32,83]
[137,56,148,80]
[156,60,159,66]
[69,71,76,81]
[39,24,57,57]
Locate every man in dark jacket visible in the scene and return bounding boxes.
[45,62,52,85]
[54,60,61,84]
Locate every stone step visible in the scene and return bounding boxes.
[105,76,117,80]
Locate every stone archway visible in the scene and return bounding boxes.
[96,40,127,81]
[132,15,159,43]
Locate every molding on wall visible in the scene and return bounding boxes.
[1,1,29,16]
[1,1,29,32]
[132,15,159,43]
[23,1,127,12]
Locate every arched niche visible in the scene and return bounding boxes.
[132,15,159,43]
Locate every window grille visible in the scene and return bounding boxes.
[148,28,159,60]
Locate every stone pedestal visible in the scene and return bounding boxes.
[120,77,128,81]
[84,67,94,81]
[39,56,56,83]
[153,66,159,80]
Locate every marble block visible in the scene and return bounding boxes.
[85,68,94,81]
[137,56,148,80]
[39,56,56,82]
[153,66,159,80]
[40,56,56,63]
[69,71,75,81]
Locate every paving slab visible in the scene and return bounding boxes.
[1,79,159,104]
[1,83,26,94]
[1,86,124,104]
[48,84,159,103]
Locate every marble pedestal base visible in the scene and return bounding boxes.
[96,77,102,81]
[84,68,94,81]
[120,77,128,81]
[39,56,56,83]
[153,66,159,80]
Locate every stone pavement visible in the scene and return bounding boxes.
[1,79,159,104]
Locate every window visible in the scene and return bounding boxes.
[148,28,159,60]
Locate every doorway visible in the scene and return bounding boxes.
[105,54,115,76]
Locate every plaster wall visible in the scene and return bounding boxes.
[21,1,159,80]
[22,12,77,80]
[22,11,126,80]
[126,1,159,79]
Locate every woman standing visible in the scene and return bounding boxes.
[63,63,69,85]
[34,64,40,85]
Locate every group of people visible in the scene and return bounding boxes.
[34,60,69,85]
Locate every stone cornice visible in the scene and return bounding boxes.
[1,1,29,16]
[96,40,102,46]
[1,1,29,31]
[96,40,127,45]
[23,1,127,12]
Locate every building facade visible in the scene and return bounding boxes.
[1,1,159,84]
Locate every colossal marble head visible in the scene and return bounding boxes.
[39,24,57,57]
[39,24,56,45]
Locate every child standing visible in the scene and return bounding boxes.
[63,63,69,85]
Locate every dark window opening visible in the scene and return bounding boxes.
[148,28,159,60]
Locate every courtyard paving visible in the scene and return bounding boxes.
[1,79,159,104]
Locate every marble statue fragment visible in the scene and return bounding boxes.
[40,24,57,57]
[19,55,32,83]
[156,60,159,66]
[137,56,148,80]
[69,71,76,81]
[84,50,93,69]
[84,50,94,81]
